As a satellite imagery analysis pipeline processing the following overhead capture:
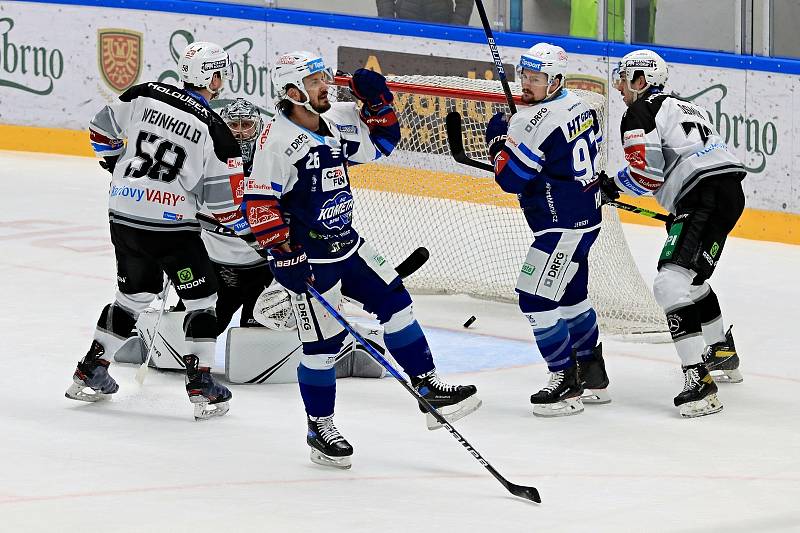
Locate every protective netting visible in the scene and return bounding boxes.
[336,75,667,336]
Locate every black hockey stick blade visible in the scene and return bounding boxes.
[505,481,541,503]
[446,112,494,173]
[395,247,429,279]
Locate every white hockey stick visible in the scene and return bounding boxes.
[135,281,172,384]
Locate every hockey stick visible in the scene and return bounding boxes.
[305,283,541,503]
[445,112,671,223]
[474,0,516,114]
[135,280,172,384]
[195,212,431,279]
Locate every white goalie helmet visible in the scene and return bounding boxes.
[178,41,233,94]
[517,42,568,97]
[613,49,669,91]
[271,51,333,115]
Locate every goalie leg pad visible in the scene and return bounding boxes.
[93,302,139,360]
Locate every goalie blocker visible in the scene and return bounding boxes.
[114,308,395,383]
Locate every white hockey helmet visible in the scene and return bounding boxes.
[271,51,333,115]
[613,49,669,92]
[517,43,568,98]
[178,41,233,95]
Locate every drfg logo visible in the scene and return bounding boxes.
[543,252,566,287]
[294,301,313,332]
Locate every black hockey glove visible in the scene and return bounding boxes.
[98,155,119,174]
[268,245,313,295]
[485,112,509,163]
[598,171,621,205]
[348,68,393,111]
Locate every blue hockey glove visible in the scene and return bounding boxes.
[349,68,393,111]
[598,170,621,205]
[485,112,509,162]
[268,245,313,295]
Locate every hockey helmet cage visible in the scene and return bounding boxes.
[178,41,233,92]
[271,51,333,114]
[220,98,263,167]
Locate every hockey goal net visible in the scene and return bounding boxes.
[335,75,667,336]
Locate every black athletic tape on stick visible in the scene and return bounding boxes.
[306,283,541,503]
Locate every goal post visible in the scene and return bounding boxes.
[334,75,668,337]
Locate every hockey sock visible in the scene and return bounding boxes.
[92,303,138,361]
[566,308,599,361]
[297,363,336,418]
[383,320,434,377]
[183,309,218,367]
[666,304,706,366]
[532,319,573,372]
[692,284,726,345]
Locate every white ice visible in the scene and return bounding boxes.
[1,151,798,532]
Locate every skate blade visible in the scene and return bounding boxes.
[426,396,483,430]
[64,382,112,403]
[532,396,584,417]
[193,401,230,421]
[310,448,352,470]
[581,388,611,404]
[679,393,723,418]
[710,368,743,384]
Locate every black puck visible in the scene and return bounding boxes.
[463,315,477,328]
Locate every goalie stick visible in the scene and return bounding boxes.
[445,112,671,223]
[305,283,541,503]
[195,213,430,279]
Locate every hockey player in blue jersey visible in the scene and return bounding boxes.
[245,52,480,468]
[484,43,609,417]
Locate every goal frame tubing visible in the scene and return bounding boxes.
[333,75,524,105]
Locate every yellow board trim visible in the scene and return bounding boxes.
[3,124,799,245]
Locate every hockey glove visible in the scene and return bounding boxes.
[349,68,393,111]
[598,171,621,205]
[98,155,119,174]
[485,112,509,163]
[268,245,313,295]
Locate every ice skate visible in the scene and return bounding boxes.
[412,370,481,430]
[65,340,119,402]
[307,415,353,469]
[674,363,723,418]
[530,364,584,417]
[702,325,742,383]
[184,355,232,421]
[577,344,611,404]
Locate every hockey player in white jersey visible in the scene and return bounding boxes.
[601,49,746,418]
[67,42,251,420]
[484,43,607,417]
[245,52,480,468]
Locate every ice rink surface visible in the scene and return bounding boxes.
[1,151,799,532]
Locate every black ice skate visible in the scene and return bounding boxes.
[577,344,611,404]
[530,364,584,417]
[702,325,742,383]
[307,415,353,470]
[674,363,723,418]
[183,355,232,421]
[411,370,481,430]
[65,340,119,402]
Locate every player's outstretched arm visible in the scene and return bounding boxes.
[349,68,400,157]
